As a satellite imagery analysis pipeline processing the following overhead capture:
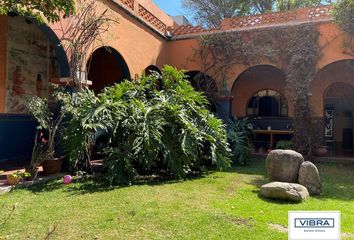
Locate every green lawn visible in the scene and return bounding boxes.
[1,159,354,240]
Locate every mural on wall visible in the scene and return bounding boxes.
[6,17,59,113]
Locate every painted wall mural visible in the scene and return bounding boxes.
[6,17,59,113]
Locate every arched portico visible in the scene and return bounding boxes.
[323,83,354,153]
[87,47,130,94]
[231,65,292,150]
[231,65,291,118]
[4,16,70,113]
[0,16,70,169]
[311,60,354,155]
[311,60,354,117]
[185,71,218,113]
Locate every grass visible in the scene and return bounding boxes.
[0,158,354,239]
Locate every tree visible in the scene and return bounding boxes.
[250,0,274,14]
[333,0,354,38]
[183,0,332,27]
[0,0,75,23]
[182,0,251,28]
[276,0,333,11]
[56,0,118,88]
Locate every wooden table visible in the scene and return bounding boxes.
[253,130,294,149]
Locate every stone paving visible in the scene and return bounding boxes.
[0,168,65,194]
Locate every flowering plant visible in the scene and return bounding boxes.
[29,131,49,171]
[27,93,66,162]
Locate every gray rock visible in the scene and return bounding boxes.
[260,182,309,202]
[298,161,321,196]
[266,150,304,183]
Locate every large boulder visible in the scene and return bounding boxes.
[260,182,309,202]
[298,161,321,196]
[266,150,304,183]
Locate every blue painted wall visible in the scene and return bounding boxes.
[217,99,232,122]
[0,114,37,170]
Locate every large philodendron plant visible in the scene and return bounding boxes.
[28,95,65,163]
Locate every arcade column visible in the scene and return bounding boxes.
[217,95,233,122]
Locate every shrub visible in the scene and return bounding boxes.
[61,66,231,184]
[275,140,294,150]
[227,118,253,166]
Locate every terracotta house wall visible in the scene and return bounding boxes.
[0,16,6,113]
[167,38,201,71]
[167,22,354,120]
[1,2,354,116]
[317,23,354,69]
[49,0,171,79]
[231,66,293,117]
[310,60,354,117]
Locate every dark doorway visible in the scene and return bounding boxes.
[258,96,280,117]
[87,47,130,94]
[185,71,218,113]
[324,82,354,154]
[144,65,161,76]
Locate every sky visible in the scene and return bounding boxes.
[152,0,185,17]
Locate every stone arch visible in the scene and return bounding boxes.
[246,89,289,117]
[231,65,290,117]
[185,71,218,94]
[87,46,130,94]
[323,82,354,151]
[324,82,354,99]
[311,59,354,117]
[185,71,218,113]
[39,24,70,77]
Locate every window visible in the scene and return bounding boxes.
[247,90,288,117]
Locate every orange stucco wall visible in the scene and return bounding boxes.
[310,60,354,117]
[317,23,354,69]
[231,65,294,117]
[0,0,174,113]
[167,38,201,71]
[0,16,6,113]
[167,22,354,117]
[1,2,354,118]
[49,0,170,78]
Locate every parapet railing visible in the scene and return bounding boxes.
[220,5,332,31]
[137,4,166,32]
[114,0,167,34]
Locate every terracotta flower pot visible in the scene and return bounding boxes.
[42,157,63,175]
[7,175,21,185]
[313,146,328,157]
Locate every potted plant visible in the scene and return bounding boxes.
[7,171,31,185]
[26,131,48,180]
[312,144,328,157]
[28,95,65,175]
